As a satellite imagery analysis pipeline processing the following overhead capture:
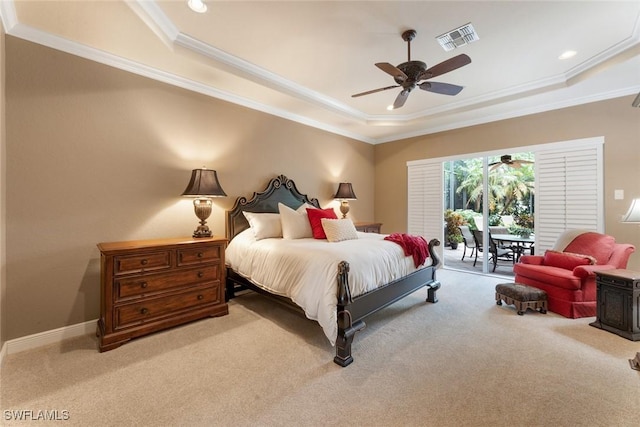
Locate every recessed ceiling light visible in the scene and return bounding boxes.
[188,0,207,13]
[559,50,577,60]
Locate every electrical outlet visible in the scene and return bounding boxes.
[614,189,624,200]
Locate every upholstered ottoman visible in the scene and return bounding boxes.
[495,283,548,315]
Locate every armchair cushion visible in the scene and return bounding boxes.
[514,264,584,290]
[542,250,595,270]
[562,232,615,265]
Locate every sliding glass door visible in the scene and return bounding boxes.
[407,137,603,274]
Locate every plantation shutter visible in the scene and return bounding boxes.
[535,139,603,254]
[407,161,443,257]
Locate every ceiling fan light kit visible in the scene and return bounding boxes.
[352,29,471,109]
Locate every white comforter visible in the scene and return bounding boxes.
[225,229,432,345]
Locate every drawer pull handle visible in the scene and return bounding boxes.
[197,295,204,300]
[141,259,148,266]
[197,271,204,278]
[140,308,149,315]
[197,252,204,258]
[140,282,148,288]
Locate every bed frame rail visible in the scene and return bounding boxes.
[334,238,441,366]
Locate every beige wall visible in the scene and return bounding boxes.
[4,37,374,340]
[4,35,640,344]
[374,97,640,270]
[1,24,6,350]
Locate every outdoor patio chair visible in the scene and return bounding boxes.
[472,229,514,272]
[458,225,477,261]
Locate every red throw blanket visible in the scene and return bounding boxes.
[384,233,430,268]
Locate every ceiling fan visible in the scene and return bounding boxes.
[351,29,471,109]
[489,155,535,171]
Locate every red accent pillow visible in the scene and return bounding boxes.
[543,250,595,271]
[306,208,338,239]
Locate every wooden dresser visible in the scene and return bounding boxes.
[97,236,228,352]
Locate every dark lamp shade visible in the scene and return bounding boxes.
[334,182,357,200]
[181,169,227,197]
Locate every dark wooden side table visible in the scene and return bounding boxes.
[589,269,640,341]
[354,222,382,233]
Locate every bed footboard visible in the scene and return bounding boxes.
[334,238,441,367]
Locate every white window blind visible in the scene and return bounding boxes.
[535,140,603,254]
[407,161,443,257]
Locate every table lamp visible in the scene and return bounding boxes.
[334,182,357,219]
[181,168,227,238]
[621,198,640,223]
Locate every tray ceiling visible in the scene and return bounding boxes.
[2,0,639,143]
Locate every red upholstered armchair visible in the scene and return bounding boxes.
[513,230,635,318]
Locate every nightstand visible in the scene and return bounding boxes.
[590,269,640,341]
[354,222,382,233]
[97,236,228,351]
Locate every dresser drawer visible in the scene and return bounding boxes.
[114,251,171,275]
[115,265,220,300]
[115,284,221,328]
[177,245,222,266]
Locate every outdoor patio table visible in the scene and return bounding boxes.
[491,234,535,262]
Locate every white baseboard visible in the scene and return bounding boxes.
[3,319,97,358]
[0,341,7,367]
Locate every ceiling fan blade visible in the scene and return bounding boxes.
[512,160,534,168]
[352,85,400,98]
[375,62,408,81]
[419,81,464,96]
[418,54,471,80]
[392,89,410,109]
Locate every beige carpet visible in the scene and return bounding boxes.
[2,269,639,426]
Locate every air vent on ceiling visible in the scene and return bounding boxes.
[436,23,479,52]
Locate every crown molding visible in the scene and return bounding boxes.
[3,0,639,145]
[4,20,375,143]
[0,0,18,32]
[133,0,640,131]
[175,33,369,122]
[375,86,640,144]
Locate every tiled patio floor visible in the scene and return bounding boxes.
[441,243,516,278]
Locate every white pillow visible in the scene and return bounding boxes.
[278,202,313,239]
[321,218,359,242]
[242,211,282,240]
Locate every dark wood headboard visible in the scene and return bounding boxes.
[226,174,320,241]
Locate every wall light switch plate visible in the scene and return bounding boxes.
[614,189,624,200]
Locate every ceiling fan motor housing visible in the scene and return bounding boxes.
[395,61,427,85]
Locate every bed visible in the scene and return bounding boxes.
[225,174,441,366]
